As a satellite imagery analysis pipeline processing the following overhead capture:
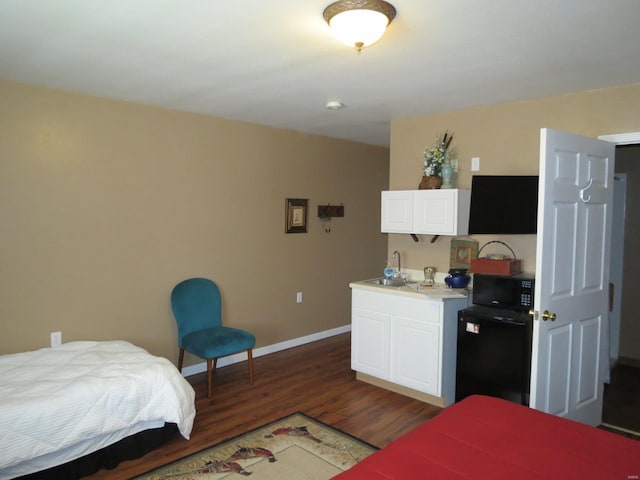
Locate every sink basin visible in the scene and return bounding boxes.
[366,277,414,287]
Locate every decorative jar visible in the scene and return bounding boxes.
[445,268,471,289]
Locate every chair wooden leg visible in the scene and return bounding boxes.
[178,348,185,372]
[207,358,213,398]
[247,348,254,384]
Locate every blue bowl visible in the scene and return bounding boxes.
[448,268,469,276]
[445,274,471,288]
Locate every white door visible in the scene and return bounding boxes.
[530,128,615,426]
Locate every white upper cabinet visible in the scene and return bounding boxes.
[381,189,470,235]
[413,189,470,235]
[380,190,414,232]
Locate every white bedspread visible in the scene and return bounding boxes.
[0,340,196,479]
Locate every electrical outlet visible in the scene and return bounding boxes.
[296,292,303,303]
[50,331,62,348]
[471,157,480,171]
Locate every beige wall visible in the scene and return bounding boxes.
[0,80,390,365]
[388,83,640,276]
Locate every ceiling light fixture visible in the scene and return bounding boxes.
[326,100,344,110]
[323,0,396,53]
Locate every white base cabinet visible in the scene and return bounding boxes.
[351,288,466,406]
[381,189,471,235]
[391,312,441,395]
[351,306,391,380]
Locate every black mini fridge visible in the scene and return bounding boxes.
[455,305,533,406]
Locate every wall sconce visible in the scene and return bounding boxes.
[323,0,396,52]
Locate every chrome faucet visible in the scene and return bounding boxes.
[392,250,401,277]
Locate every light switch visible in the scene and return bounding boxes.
[471,157,480,171]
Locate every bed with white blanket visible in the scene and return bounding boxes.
[0,340,196,480]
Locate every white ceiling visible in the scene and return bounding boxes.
[1,0,639,147]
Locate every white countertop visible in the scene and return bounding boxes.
[349,277,469,301]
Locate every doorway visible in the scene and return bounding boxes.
[601,142,640,434]
[612,144,640,365]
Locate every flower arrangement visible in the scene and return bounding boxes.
[423,131,454,177]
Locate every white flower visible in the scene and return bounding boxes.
[423,132,454,177]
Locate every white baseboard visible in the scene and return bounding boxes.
[181,324,351,378]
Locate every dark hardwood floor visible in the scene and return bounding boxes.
[86,334,640,479]
[89,332,441,479]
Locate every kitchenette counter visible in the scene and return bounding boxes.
[350,269,470,407]
[349,278,469,301]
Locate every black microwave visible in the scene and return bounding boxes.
[472,273,535,312]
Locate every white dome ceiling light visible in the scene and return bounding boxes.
[326,100,345,110]
[323,0,396,53]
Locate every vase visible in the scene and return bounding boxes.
[444,268,471,288]
[419,175,442,189]
[441,162,454,189]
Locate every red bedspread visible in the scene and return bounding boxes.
[334,395,640,479]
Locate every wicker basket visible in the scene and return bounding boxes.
[470,241,522,276]
[419,175,442,189]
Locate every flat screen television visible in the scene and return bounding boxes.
[468,175,539,234]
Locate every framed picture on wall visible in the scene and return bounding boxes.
[450,238,479,269]
[285,198,308,233]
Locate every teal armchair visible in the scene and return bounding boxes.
[171,277,255,398]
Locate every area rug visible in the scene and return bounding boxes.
[132,413,378,479]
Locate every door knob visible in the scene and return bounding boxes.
[541,310,556,321]
[528,309,557,321]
